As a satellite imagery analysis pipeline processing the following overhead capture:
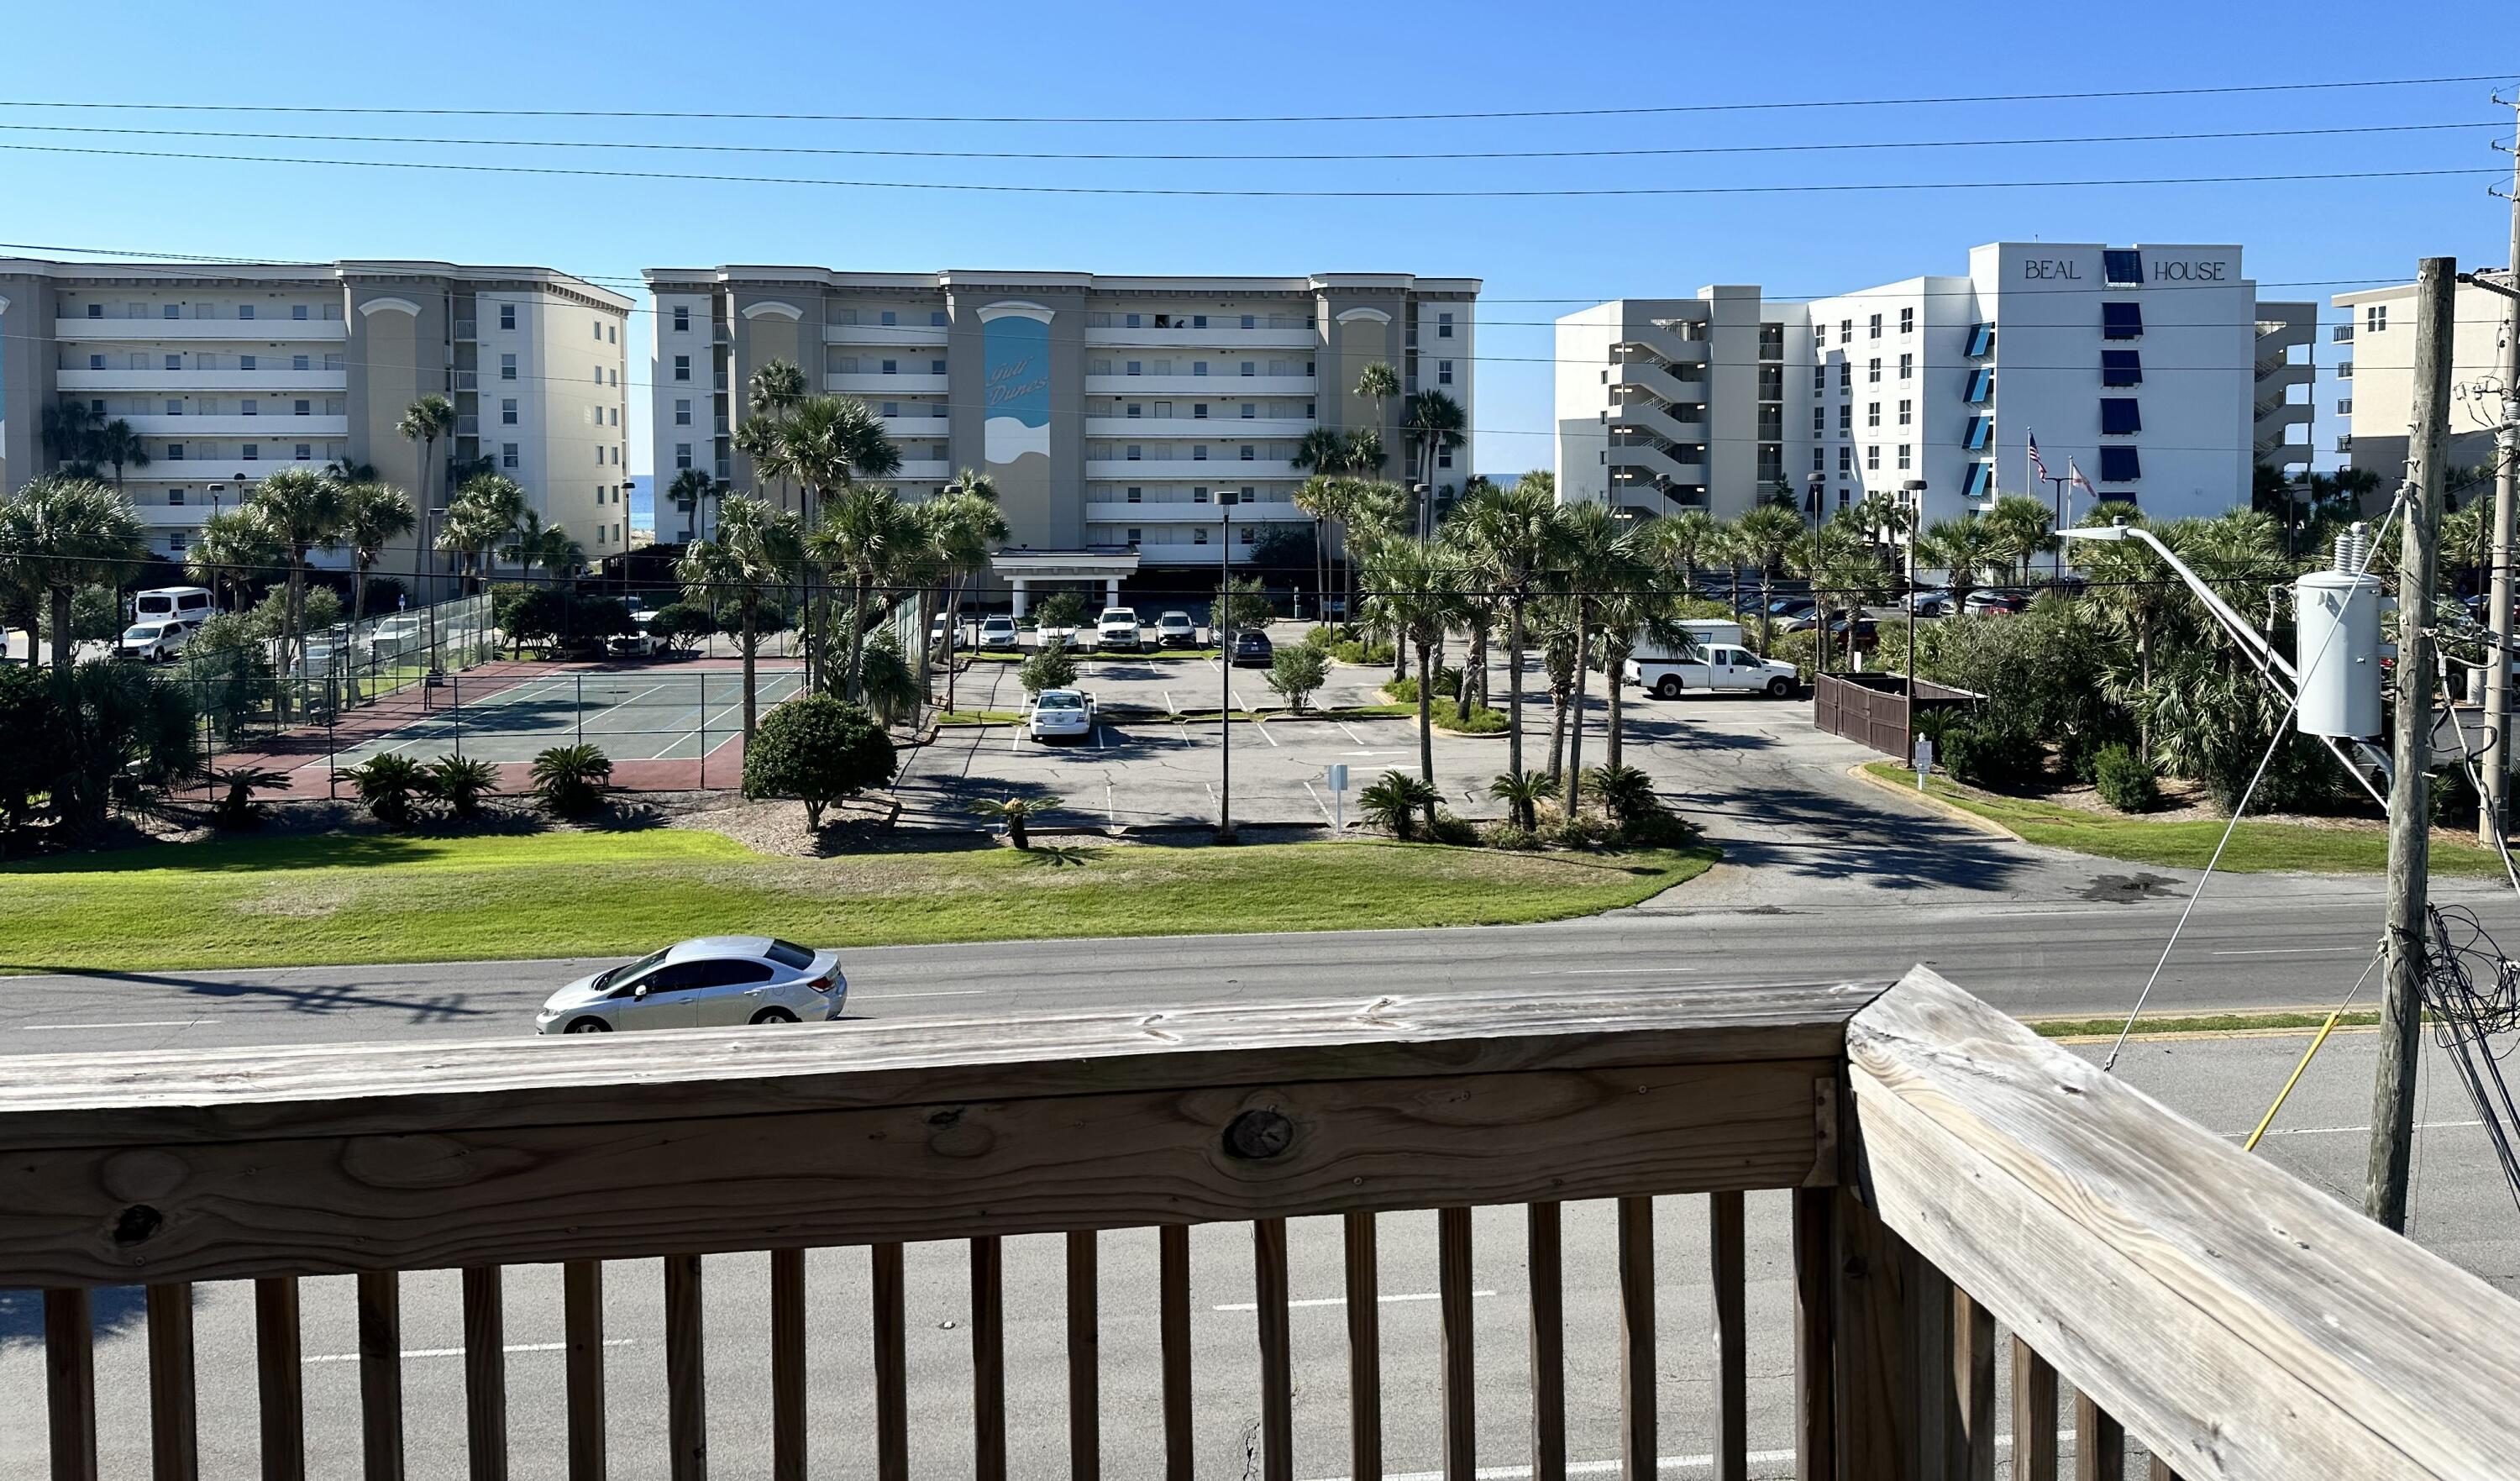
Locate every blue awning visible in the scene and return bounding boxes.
[1963,416,1994,449]
[2102,302,2143,339]
[2103,249,2144,286]
[2100,398,2142,435]
[1966,323,1996,357]
[2099,446,2142,482]
[1965,367,1995,402]
[2101,350,2143,386]
[1961,463,1994,497]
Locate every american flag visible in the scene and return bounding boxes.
[2027,433,2050,482]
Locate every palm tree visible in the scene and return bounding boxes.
[1488,769,1551,832]
[501,508,585,585]
[396,395,456,584]
[1402,389,1468,537]
[1362,538,1470,835]
[1549,502,1625,817]
[1982,494,2058,586]
[677,494,804,744]
[437,473,528,591]
[1918,512,2006,615]
[1356,361,1400,425]
[811,484,920,699]
[186,506,284,615]
[1641,508,1722,596]
[748,358,810,417]
[1445,474,1570,780]
[0,475,148,671]
[39,402,103,471]
[90,420,150,491]
[243,466,348,695]
[1729,503,1807,653]
[780,395,903,690]
[1588,540,1690,772]
[927,474,1009,714]
[666,466,716,543]
[733,415,795,516]
[339,481,416,704]
[1290,435,1348,616]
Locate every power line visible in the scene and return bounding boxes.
[0,74,2506,126]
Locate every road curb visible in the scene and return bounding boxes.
[1845,763,2024,841]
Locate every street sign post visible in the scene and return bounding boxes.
[1327,764,1349,832]
[1912,737,1935,789]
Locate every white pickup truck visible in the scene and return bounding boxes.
[1625,641,1800,700]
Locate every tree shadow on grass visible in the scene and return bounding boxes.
[1016,845,1096,869]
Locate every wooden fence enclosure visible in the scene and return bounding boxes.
[1812,673,1981,759]
[2,969,2515,1479]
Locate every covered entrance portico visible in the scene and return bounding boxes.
[989,550,1142,617]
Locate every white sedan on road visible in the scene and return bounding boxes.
[1026,688,1096,743]
[535,936,847,1033]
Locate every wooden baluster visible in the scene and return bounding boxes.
[2147,1458,2186,1481]
[662,1254,705,1481]
[1709,1192,1747,1481]
[1830,1186,1906,1481]
[971,1237,1006,1481]
[1905,1247,1955,1479]
[256,1276,305,1481]
[2075,1394,2125,1480]
[1253,1219,1294,1481]
[768,1251,803,1481]
[1160,1224,1193,1480]
[45,1288,97,1481]
[871,1244,908,1481]
[464,1266,508,1481]
[145,1284,198,1481]
[2012,1340,2060,1481]
[1525,1203,1565,1481]
[1344,1212,1382,1481]
[1617,1196,1654,1480]
[1067,1232,1100,1481]
[1439,1205,1476,1481]
[356,1272,402,1481]
[564,1260,607,1481]
[1952,1289,1996,1481]
[1791,1189,1835,1481]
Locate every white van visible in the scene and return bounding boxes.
[117,618,196,664]
[132,586,216,623]
[1628,617,1744,664]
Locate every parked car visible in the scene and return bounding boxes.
[1095,607,1142,651]
[1964,590,2029,616]
[1768,596,1818,620]
[1906,588,1956,617]
[116,618,195,664]
[1625,641,1800,699]
[534,936,846,1033]
[1026,687,1097,743]
[607,631,666,658]
[1227,629,1275,667]
[1829,616,1882,652]
[978,615,1019,649]
[1154,611,1198,648]
[131,586,216,624]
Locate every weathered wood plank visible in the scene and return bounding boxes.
[971,1236,1005,1481]
[45,1288,97,1481]
[2013,1340,2059,1481]
[564,1260,606,1481]
[1160,1224,1192,1481]
[0,1056,1838,1292]
[1906,1248,1954,1481]
[1791,1189,1835,1481]
[1709,1191,1747,1481]
[1526,1202,1565,1481]
[1346,1211,1383,1481]
[463,1266,507,1481]
[769,1251,802,1481]
[870,1243,907,1481]
[1254,1218,1294,1481]
[1616,1195,1656,1473]
[255,1276,305,1481]
[1849,966,2520,1481]
[1953,1288,1996,1481]
[1440,1206,1476,1481]
[1831,1185,1910,1481]
[1066,1231,1100,1481]
[355,1272,402,1481]
[146,1283,197,1481]
[0,985,1874,1149]
[2076,1394,2125,1481]
[2149,1460,2186,1481]
[662,1254,703,1481]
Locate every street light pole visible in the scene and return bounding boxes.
[1218,491,1237,843]
[1806,472,1828,671]
[1902,478,1928,761]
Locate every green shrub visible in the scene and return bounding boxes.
[529,743,612,817]
[1478,820,1541,851]
[209,766,291,831]
[335,754,428,826]
[1487,769,1551,832]
[743,694,897,828]
[1302,625,1346,652]
[50,660,197,830]
[2092,743,2159,814]
[1357,769,1440,840]
[1427,808,1479,847]
[1033,591,1092,632]
[647,601,716,653]
[179,614,276,741]
[1332,639,1395,666]
[1940,724,2044,790]
[1429,698,1506,734]
[853,628,921,727]
[423,755,501,819]
[1019,641,1080,696]
[0,663,66,838]
[1582,764,1661,824]
[1383,667,1462,706]
[1766,628,1818,679]
[1614,808,1698,848]
[1266,644,1330,713]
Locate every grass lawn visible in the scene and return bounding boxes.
[935,709,1025,726]
[0,830,1719,973]
[1863,762,2507,877]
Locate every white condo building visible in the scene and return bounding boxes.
[1557,243,2312,528]
[0,259,633,581]
[2331,279,2513,488]
[646,266,1477,607]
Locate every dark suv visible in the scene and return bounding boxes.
[1227,629,1276,667]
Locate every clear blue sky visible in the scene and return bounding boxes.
[3,1,2512,480]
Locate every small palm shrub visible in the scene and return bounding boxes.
[2092,743,2159,814]
[530,743,612,817]
[1581,764,1660,826]
[969,793,1063,848]
[334,754,428,826]
[1488,769,1551,832]
[1357,770,1440,840]
[423,754,501,819]
[209,766,292,831]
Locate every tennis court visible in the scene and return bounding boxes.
[323,667,808,768]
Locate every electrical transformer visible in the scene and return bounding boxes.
[2296,564,2384,740]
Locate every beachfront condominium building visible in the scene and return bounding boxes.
[1556,243,2311,530]
[2331,278,2513,489]
[645,266,1478,609]
[0,258,633,585]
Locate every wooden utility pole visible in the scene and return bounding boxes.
[2367,256,2456,1232]
[2481,97,2520,844]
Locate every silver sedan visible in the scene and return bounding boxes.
[535,935,847,1033]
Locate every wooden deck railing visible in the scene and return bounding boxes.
[0,971,2514,1478]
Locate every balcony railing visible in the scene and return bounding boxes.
[453,319,477,341]
[3,969,2512,1480]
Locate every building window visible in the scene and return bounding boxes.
[165,354,181,370]
[1813,407,1825,434]
[1126,445,1142,461]
[169,531,186,554]
[293,354,311,371]
[1240,525,1255,544]
[1126,487,1142,502]
[501,443,519,470]
[1897,444,1911,471]
[162,303,181,320]
[499,397,518,426]
[1812,365,1826,393]
[931,311,948,326]
[2100,398,2143,435]
[2099,446,2142,481]
[1193,487,1210,503]
[1193,363,1210,378]
[293,399,311,416]
[1438,360,1453,386]
[240,354,256,370]
[1837,363,1852,391]
[1839,318,1852,344]
[1866,402,1881,428]
[1126,360,1142,376]
[295,444,312,460]
[1438,312,1454,339]
[1437,446,1452,469]
[501,354,517,381]
[83,302,101,318]
[1126,312,1142,328]
[166,444,185,460]
[2098,249,2144,286]
[1838,405,1852,434]
[1898,399,1912,427]
[1838,446,1852,474]
[674,399,691,425]
[880,310,897,327]
[1866,445,1881,471]
[880,359,897,376]
[242,444,260,461]
[2102,302,2143,340]
[1867,358,1882,384]
[165,399,183,416]
[1194,404,1210,419]
[929,359,945,376]
[1900,307,1914,335]
[168,488,185,506]
[1241,361,1256,376]
[1868,313,1882,339]
[1194,528,1210,544]
[2365,305,2388,333]
[1758,323,1784,360]
[1193,446,1209,461]
[675,444,693,470]
[291,304,309,321]
[2100,350,2142,386]
[1811,447,1825,473]
[674,306,690,332]
[495,304,515,331]
[1898,354,1913,381]
[1241,314,1256,329]
[1241,403,1256,419]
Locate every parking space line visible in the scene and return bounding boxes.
[1253,719,1280,748]
[1301,780,1335,826]
[1337,722,1368,745]
[1106,782,1117,824]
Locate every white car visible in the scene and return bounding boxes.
[1095,607,1142,650]
[117,619,195,663]
[1626,643,1801,700]
[1026,687,1096,743]
[535,936,846,1034]
[1154,611,1197,648]
[978,615,1019,649]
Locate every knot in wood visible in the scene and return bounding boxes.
[113,1204,164,1247]
[1223,1109,1295,1161]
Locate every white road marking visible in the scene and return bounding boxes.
[2255,1120,2481,1138]
[1301,780,1336,826]
[1009,727,1022,754]
[1337,722,1369,745]
[1252,718,1280,748]
[1214,1289,1495,1312]
[1106,782,1117,824]
[1163,689,1178,716]
[2208,947,2365,956]
[306,1338,636,1364]
[1534,968,1702,976]
[19,1020,198,1032]
[868,989,991,1000]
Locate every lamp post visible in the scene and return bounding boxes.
[1806,472,1828,671]
[1901,479,1927,762]
[1217,490,1237,843]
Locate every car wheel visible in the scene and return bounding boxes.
[1655,675,1685,700]
[565,1017,612,1033]
[1767,676,1794,698]
[751,1007,799,1025]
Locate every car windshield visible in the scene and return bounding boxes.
[1100,611,1134,622]
[123,625,160,640]
[1039,692,1084,710]
[596,947,671,989]
[764,939,815,969]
